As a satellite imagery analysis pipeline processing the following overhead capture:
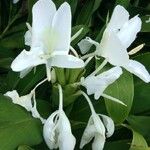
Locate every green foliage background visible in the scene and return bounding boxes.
[0,0,150,150]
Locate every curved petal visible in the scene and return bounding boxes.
[100,115,115,138]
[80,117,95,149]
[52,2,71,53]
[49,55,84,68]
[32,0,56,46]
[11,49,45,72]
[98,30,129,66]
[92,135,105,150]
[43,111,59,149]
[58,112,76,150]
[124,60,150,83]
[117,16,142,48]
[107,5,129,31]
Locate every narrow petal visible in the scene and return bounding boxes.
[124,60,150,83]
[100,115,115,138]
[98,30,129,66]
[49,55,84,68]
[52,2,71,53]
[117,16,142,48]
[13,0,19,4]
[107,5,129,31]
[32,0,56,46]
[24,30,32,46]
[11,49,45,72]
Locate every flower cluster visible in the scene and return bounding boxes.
[5,0,150,150]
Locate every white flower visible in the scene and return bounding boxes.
[80,113,114,150]
[78,5,150,83]
[80,92,115,150]
[4,90,45,123]
[43,84,76,150]
[13,0,20,4]
[81,67,122,100]
[11,0,84,78]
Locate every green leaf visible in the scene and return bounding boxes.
[127,115,150,139]
[104,69,134,124]
[141,16,150,32]
[18,145,34,150]
[115,0,130,8]
[0,58,13,69]
[76,0,102,25]
[0,95,42,150]
[131,53,150,115]
[129,129,150,150]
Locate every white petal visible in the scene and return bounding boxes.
[124,60,150,83]
[4,91,33,111]
[49,55,84,68]
[117,16,142,48]
[43,111,59,149]
[24,30,32,46]
[52,2,71,53]
[78,38,93,54]
[98,30,129,66]
[4,90,19,100]
[80,117,96,149]
[32,0,56,46]
[11,49,45,72]
[100,115,115,138]
[58,112,76,150]
[82,67,122,100]
[92,135,105,150]
[107,5,129,31]
[13,0,19,4]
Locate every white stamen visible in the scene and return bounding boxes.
[70,46,79,58]
[89,59,107,76]
[102,93,127,106]
[71,28,83,42]
[128,44,145,55]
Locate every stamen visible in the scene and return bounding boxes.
[81,91,96,115]
[128,44,145,55]
[81,52,95,60]
[70,46,79,58]
[71,28,83,42]
[89,59,107,76]
[58,84,63,111]
[85,56,94,67]
[102,93,127,106]
[46,64,51,81]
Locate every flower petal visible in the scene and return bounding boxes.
[32,0,56,46]
[43,111,59,149]
[11,49,45,72]
[78,38,94,54]
[52,2,71,53]
[58,112,76,150]
[49,55,84,68]
[4,91,33,111]
[100,115,115,138]
[117,16,142,48]
[107,5,129,31]
[124,60,150,83]
[98,30,129,66]
[24,30,32,46]
[92,135,105,150]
